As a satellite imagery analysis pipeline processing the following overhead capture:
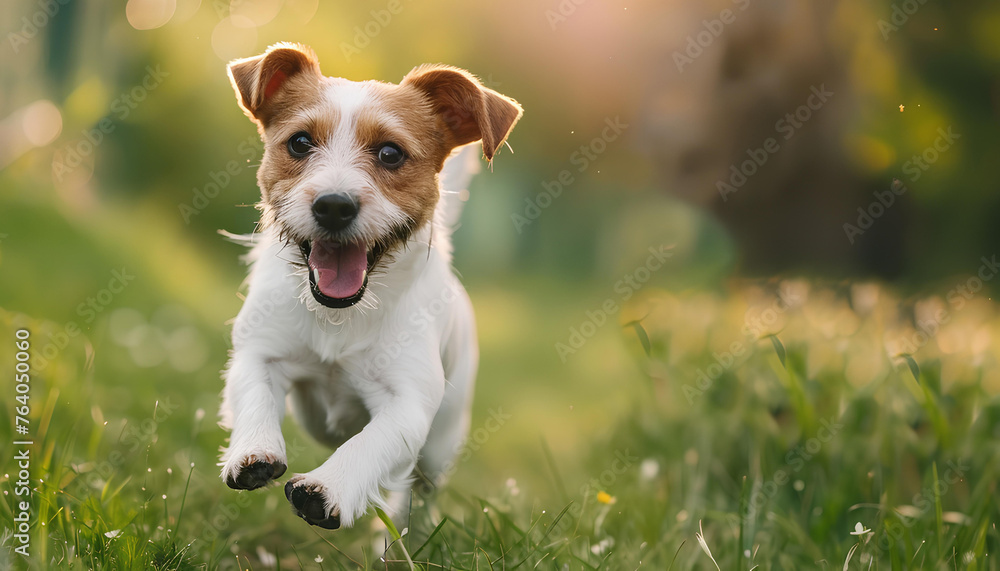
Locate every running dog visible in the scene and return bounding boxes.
[217,42,522,529]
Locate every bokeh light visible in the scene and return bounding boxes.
[230,0,283,28]
[126,0,177,30]
[22,100,63,147]
[212,15,258,61]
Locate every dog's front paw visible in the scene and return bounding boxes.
[221,452,287,490]
[284,476,341,529]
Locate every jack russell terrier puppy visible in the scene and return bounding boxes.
[217,43,522,530]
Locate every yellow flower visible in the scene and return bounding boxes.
[596,491,616,504]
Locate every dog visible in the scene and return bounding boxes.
[217,42,522,530]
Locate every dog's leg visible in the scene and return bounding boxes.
[418,285,478,487]
[219,353,289,490]
[283,364,444,529]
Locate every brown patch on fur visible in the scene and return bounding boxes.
[249,79,355,236]
[401,64,523,161]
[354,85,448,231]
[228,42,323,131]
[255,99,343,230]
[226,44,330,238]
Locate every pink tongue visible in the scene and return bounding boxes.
[309,240,368,299]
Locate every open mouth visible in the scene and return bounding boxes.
[299,240,384,308]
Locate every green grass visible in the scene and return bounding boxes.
[3,260,1000,569]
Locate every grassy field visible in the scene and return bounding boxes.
[2,0,998,567]
[3,251,1000,569]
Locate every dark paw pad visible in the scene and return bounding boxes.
[285,480,340,529]
[227,460,286,490]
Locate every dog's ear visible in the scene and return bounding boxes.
[402,65,523,161]
[227,43,321,127]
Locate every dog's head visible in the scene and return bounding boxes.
[227,43,522,309]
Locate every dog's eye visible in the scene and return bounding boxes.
[376,143,405,169]
[287,132,314,158]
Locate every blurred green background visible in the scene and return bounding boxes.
[2,0,1000,568]
[4,0,1000,306]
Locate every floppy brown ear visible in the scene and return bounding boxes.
[402,65,523,161]
[227,42,321,127]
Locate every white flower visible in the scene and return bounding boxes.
[850,522,872,536]
[255,545,276,567]
[639,458,660,481]
[590,537,615,556]
[104,530,121,539]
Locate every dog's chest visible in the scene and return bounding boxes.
[303,314,383,365]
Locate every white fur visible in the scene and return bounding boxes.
[278,83,413,264]
[219,142,480,528]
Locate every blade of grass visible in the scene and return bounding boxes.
[540,438,570,504]
[932,462,944,563]
[888,519,902,571]
[769,335,786,369]
[479,499,526,537]
[666,540,686,571]
[170,463,195,543]
[902,354,920,383]
[843,542,859,570]
[739,475,749,571]
[509,502,572,569]
[412,516,450,559]
[310,527,365,569]
[376,506,414,571]
[477,499,505,560]
[477,546,496,571]
[625,320,651,356]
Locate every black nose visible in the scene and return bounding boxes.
[312,194,359,232]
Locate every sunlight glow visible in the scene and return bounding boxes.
[126,0,177,30]
[212,16,258,61]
